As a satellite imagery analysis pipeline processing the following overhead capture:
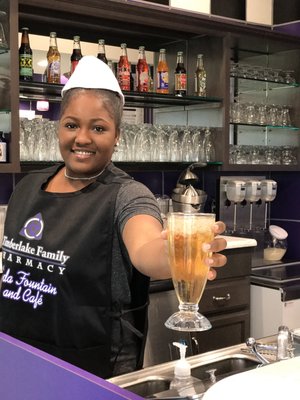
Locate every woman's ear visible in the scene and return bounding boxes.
[115,130,120,146]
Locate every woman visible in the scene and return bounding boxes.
[0,56,227,378]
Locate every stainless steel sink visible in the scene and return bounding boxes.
[191,354,260,381]
[121,375,171,398]
[108,342,274,398]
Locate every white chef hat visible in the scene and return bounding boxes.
[61,55,125,105]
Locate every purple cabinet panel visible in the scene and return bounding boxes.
[0,333,142,400]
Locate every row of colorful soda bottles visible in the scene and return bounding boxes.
[19,28,207,97]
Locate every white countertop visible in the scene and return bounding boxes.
[203,356,300,400]
[218,235,257,250]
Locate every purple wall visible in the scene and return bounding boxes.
[274,21,300,36]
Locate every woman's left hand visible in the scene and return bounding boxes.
[205,221,227,280]
[161,220,227,280]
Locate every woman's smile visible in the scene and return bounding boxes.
[71,149,96,159]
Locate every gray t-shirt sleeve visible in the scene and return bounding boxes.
[115,180,163,232]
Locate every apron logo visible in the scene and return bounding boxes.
[19,212,44,240]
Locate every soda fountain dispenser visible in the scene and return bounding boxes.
[225,180,246,232]
[260,179,277,229]
[245,180,262,231]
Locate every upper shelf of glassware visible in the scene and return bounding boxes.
[230,63,299,93]
[19,81,222,108]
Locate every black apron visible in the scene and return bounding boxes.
[0,164,149,378]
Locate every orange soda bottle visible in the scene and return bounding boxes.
[156,48,169,94]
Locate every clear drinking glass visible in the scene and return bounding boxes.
[165,212,216,331]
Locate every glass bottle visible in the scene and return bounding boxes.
[195,54,206,96]
[70,35,82,75]
[97,39,107,64]
[107,60,114,71]
[174,51,187,97]
[157,48,169,94]
[19,27,33,81]
[117,43,131,91]
[47,32,61,84]
[136,45,149,92]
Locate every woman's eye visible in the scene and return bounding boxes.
[65,123,77,129]
[94,126,104,133]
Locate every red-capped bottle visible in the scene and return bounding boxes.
[136,46,149,92]
[117,43,131,91]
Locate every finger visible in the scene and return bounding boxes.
[212,221,226,235]
[209,253,227,268]
[160,229,167,240]
[207,268,217,280]
[209,237,227,253]
[207,254,227,281]
[202,237,227,255]
[205,253,227,269]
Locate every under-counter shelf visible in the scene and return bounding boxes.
[19,81,223,108]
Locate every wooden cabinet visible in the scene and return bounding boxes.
[190,310,250,354]
[3,0,300,172]
[201,276,250,314]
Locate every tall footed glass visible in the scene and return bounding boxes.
[165,212,215,331]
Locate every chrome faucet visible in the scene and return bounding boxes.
[246,337,271,365]
[246,325,294,364]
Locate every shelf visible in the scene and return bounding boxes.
[230,76,299,94]
[19,81,223,108]
[0,47,9,55]
[230,122,299,131]
[20,161,223,172]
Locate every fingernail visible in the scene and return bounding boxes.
[202,243,211,252]
[205,257,213,266]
